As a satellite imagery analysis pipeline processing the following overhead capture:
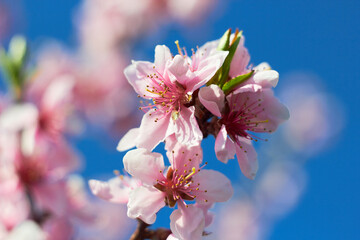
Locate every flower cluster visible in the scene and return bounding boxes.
[91,29,289,240]
[0,38,132,240]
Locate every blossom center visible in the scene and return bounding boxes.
[139,72,190,117]
[222,94,270,143]
[154,157,207,208]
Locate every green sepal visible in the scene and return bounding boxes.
[9,36,27,68]
[222,70,254,95]
[217,29,231,51]
[217,33,242,88]
[0,35,28,100]
[206,29,231,86]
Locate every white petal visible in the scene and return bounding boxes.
[170,204,205,240]
[123,148,165,185]
[154,45,172,73]
[117,128,139,151]
[193,170,233,203]
[0,103,38,131]
[127,186,165,224]
[253,70,279,88]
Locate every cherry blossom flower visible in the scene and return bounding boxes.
[123,147,233,224]
[118,43,228,151]
[199,83,289,179]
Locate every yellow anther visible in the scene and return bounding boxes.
[175,40,183,56]
[185,167,196,180]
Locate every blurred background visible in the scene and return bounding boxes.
[0,0,358,239]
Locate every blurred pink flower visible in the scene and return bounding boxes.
[74,53,137,130]
[213,161,305,240]
[77,0,162,56]
[166,0,216,23]
[280,74,344,155]
[1,220,46,240]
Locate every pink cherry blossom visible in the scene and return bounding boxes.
[122,147,233,224]
[166,0,215,23]
[119,44,228,150]
[199,84,289,179]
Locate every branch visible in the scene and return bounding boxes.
[130,219,172,240]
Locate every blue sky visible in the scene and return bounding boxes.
[2,0,360,239]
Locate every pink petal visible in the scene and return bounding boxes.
[174,106,202,146]
[124,61,156,97]
[194,202,215,228]
[117,128,139,151]
[170,203,205,240]
[262,89,290,126]
[229,36,250,77]
[198,85,224,117]
[193,169,233,203]
[167,55,194,86]
[154,45,172,73]
[127,186,165,224]
[234,139,258,180]
[189,50,228,93]
[165,136,203,168]
[136,110,173,150]
[214,125,236,163]
[89,177,131,204]
[123,148,165,185]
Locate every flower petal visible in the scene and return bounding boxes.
[235,139,258,180]
[136,110,174,150]
[189,50,228,92]
[154,45,172,73]
[89,176,135,204]
[214,125,236,163]
[165,135,203,168]
[198,85,224,117]
[123,148,165,185]
[174,106,202,146]
[124,61,156,97]
[117,128,139,151]
[193,170,233,203]
[167,55,194,86]
[0,103,38,132]
[170,203,205,240]
[253,70,279,88]
[127,186,165,224]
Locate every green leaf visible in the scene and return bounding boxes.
[217,29,231,51]
[222,70,254,95]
